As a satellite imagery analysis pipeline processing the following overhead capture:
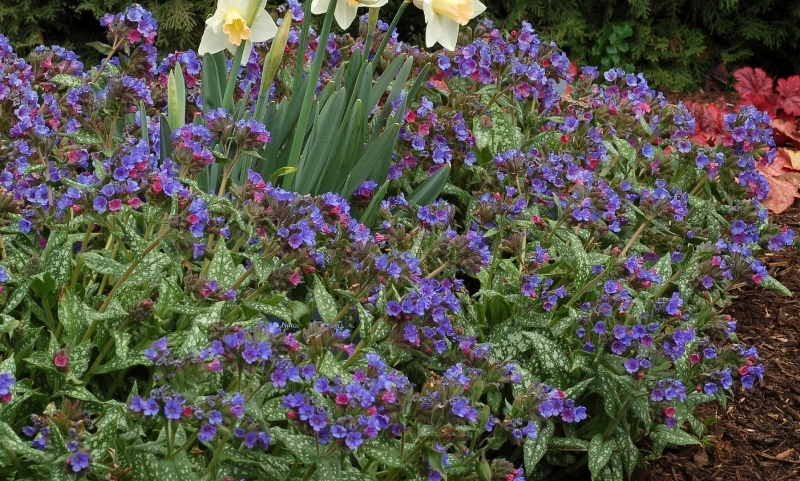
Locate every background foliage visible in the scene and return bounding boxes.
[2,0,799,91]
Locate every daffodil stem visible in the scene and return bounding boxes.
[283,0,337,189]
[292,0,314,93]
[372,1,409,72]
[364,8,380,54]
[223,42,247,112]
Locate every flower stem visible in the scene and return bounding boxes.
[222,43,247,112]
[203,429,233,478]
[372,1,409,71]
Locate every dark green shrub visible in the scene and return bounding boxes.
[487,0,800,91]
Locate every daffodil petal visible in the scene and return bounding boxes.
[206,10,226,33]
[227,39,254,65]
[310,0,329,15]
[334,0,358,29]
[437,16,460,51]
[250,12,278,43]
[472,0,486,17]
[424,11,443,48]
[198,25,230,56]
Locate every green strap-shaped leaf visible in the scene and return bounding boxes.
[408,164,451,207]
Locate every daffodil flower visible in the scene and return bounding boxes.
[311,0,389,30]
[413,0,486,51]
[199,0,278,64]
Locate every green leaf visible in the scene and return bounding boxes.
[588,434,613,479]
[524,420,553,471]
[0,420,50,463]
[360,179,389,226]
[340,122,401,199]
[201,52,226,113]
[473,112,523,155]
[424,446,447,479]
[208,241,241,288]
[58,288,89,344]
[408,164,450,207]
[760,275,792,296]
[294,88,349,194]
[650,425,700,457]
[80,252,123,276]
[489,319,532,361]
[50,73,84,88]
[361,438,404,468]
[167,66,186,130]
[313,275,338,323]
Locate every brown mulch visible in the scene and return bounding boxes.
[633,203,800,481]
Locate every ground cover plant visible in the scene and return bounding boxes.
[0,1,794,480]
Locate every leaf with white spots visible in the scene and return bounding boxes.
[208,241,241,289]
[313,275,338,323]
[588,434,613,479]
[524,419,553,471]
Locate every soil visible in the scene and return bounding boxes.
[632,202,800,481]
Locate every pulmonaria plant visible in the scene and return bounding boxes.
[0,2,793,481]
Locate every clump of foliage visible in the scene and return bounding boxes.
[0,3,794,481]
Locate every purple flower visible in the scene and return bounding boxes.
[164,398,182,420]
[345,431,363,450]
[199,423,217,442]
[69,452,90,473]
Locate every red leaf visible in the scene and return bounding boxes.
[684,101,723,145]
[734,67,773,97]
[756,149,800,213]
[736,93,778,117]
[777,75,800,116]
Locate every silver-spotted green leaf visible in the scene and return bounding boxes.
[522,331,570,381]
[524,419,553,471]
[594,366,620,417]
[489,320,531,361]
[0,420,51,463]
[549,437,589,450]
[611,136,637,164]
[315,456,342,481]
[313,275,338,323]
[42,235,73,289]
[615,431,640,478]
[80,252,124,276]
[564,377,594,399]
[86,409,119,459]
[131,450,198,481]
[261,397,287,421]
[208,241,241,288]
[361,437,404,468]
[251,255,281,282]
[760,275,791,296]
[588,434,613,479]
[649,425,700,458]
[67,341,93,380]
[58,288,89,344]
[219,448,292,479]
[319,351,347,379]
[193,301,225,328]
[51,74,85,88]
[3,280,30,314]
[473,111,523,155]
[272,428,316,464]
[243,301,294,323]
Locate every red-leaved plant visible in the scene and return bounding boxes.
[684,68,800,212]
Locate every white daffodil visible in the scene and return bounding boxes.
[311,0,389,30]
[198,0,278,65]
[413,0,485,51]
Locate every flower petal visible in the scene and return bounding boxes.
[436,16,460,51]
[250,11,278,43]
[334,0,358,29]
[228,39,254,65]
[472,0,486,17]
[198,26,230,56]
[311,0,330,15]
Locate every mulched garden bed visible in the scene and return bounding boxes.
[633,202,800,481]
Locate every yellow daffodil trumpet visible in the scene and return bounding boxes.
[198,0,278,65]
